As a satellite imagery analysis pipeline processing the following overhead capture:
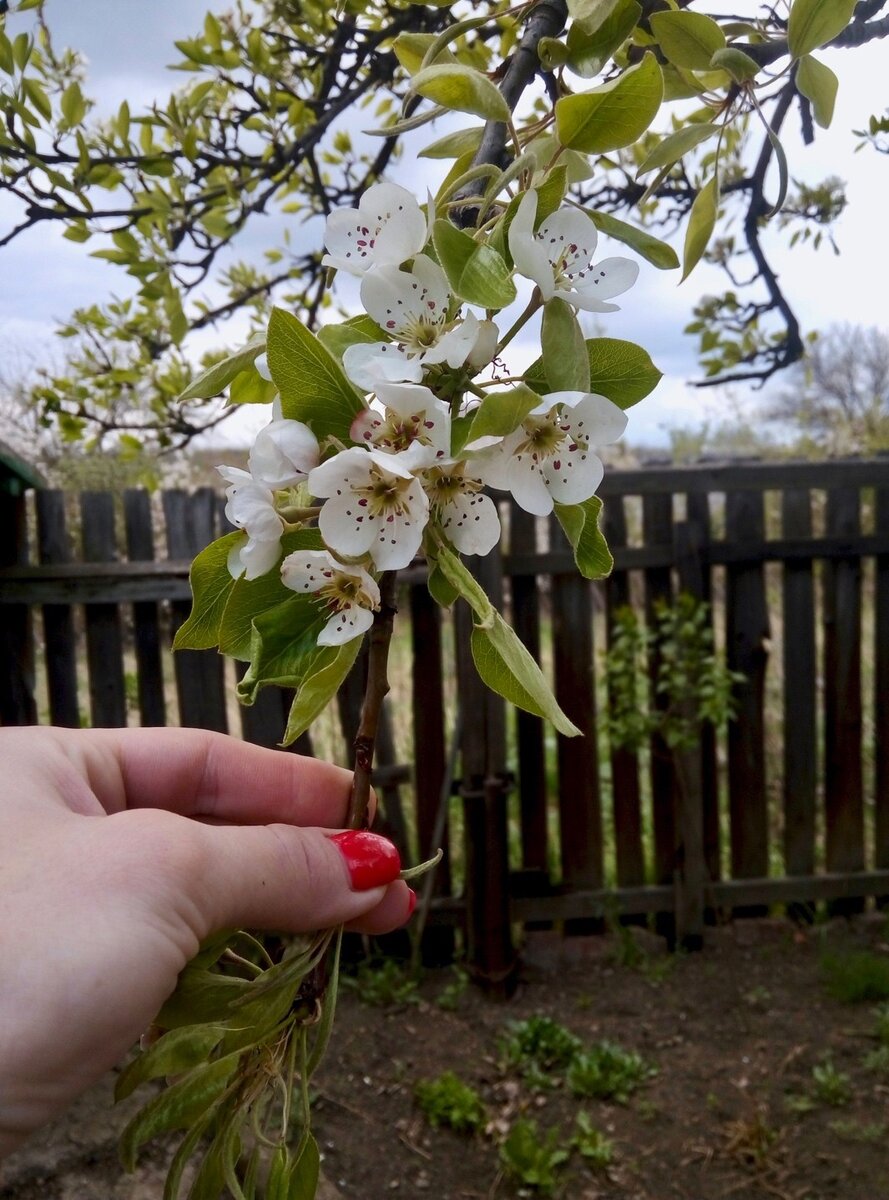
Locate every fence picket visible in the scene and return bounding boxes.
[80,491,127,728]
[725,489,770,913]
[123,489,167,728]
[876,487,889,902]
[823,487,865,915]
[35,490,80,727]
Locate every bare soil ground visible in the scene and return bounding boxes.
[4,916,889,1200]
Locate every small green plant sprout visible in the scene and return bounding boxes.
[872,1001,889,1044]
[342,958,419,1008]
[863,1045,889,1078]
[567,1041,655,1104]
[811,1059,853,1107]
[821,949,889,1003]
[829,1118,886,1144]
[605,595,743,756]
[499,1119,570,1196]
[571,1112,614,1169]
[414,1071,487,1135]
[435,966,469,1012]
[501,1016,583,1084]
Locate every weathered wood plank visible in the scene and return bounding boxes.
[80,491,127,728]
[0,490,37,724]
[599,458,889,498]
[551,516,603,932]
[509,505,548,878]
[163,489,228,732]
[781,488,817,912]
[725,489,770,913]
[823,487,865,915]
[123,490,167,727]
[602,496,645,895]
[35,490,80,727]
[876,487,889,898]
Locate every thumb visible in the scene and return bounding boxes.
[172,823,409,937]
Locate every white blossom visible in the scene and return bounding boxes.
[343,257,487,386]
[424,463,501,556]
[474,391,628,516]
[309,447,429,571]
[281,549,380,646]
[321,182,428,276]
[217,466,283,580]
[350,381,451,470]
[508,191,638,312]
[248,412,319,489]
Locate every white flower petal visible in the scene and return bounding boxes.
[227,536,249,579]
[249,419,319,489]
[536,208,598,277]
[577,256,639,302]
[563,290,621,314]
[361,182,428,266]
[343,342,423,390]
[370,491,428,570]
[541,446,604,506]
[318,603,375,646]
[239,536,282,581]
[280,549,339,595]
[508,191,556,299]
[319,490,378,558]
[309,447,374,498]
[564,392,629,446]
[507,454,554,516]
[467,317,500,368]
[255,352,271,381]
[440,491,501,556]
[429,316,481,369]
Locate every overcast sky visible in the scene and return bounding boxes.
[1,1,886,448]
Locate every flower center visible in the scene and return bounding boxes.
[515,414,570,462]
[396,313,445,353]
[355,466,415,519]
[319,572,372,613]
[424,464,481,506]
[373,411,431,454]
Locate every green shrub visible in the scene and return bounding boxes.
[499,1119,569,1195]
[811,1060,853,1107]
[343,959,418,1007]
[501,1016,582,1080]
[414,1071,487,1134]
[571,1112,614,1168]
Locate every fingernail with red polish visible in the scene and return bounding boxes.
[328,830,401,891]
[406,888,417,919]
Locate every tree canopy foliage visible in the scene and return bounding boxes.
[1,0,888,453]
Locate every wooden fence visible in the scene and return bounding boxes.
[2,459,889,988]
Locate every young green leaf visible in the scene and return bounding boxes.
[796,54,838,129]
[554,497,613,579]
[432,220,517,308]
[177,340,266,403]
[115,1024,229,1102]
[787,0,857,59]
[237,596,326,704]
[317,314,387,359]
[566,0,641,78]
[709,47,760,83]
[472,614,581,737]
[228,369,277,406]
[432,546,495,628]
[393,32,453,74]
[542,298,591,391]
[119,1054,240,1171]
[681,175,719,282]
[526,337,662,407]
[454,385,540,455]
[410,64,511,122]
[418,125,485,160]
[555,53,663,153]
[636,123,720,178]
[649,11,726,71]
[173,533,242,651]
[586,209,680,270]
[287,1135,321,1200]
[282,639,364,745]
[267,307,363,440]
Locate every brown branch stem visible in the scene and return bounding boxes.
[346,570,398,830]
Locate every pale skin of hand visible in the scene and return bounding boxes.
[0,726,411,1161]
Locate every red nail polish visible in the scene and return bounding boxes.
[328,830,401,891]
[406,888,417,918]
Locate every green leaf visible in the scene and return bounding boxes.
[392,32,450,74]
[431,222,517,309]
[114,1024,229,1102]
[649,11,726,71]
[267,307,363,440]
[555,53,663,153]
[432,546,495,628]
[681,174,719,282]
[566,0,641,78]
[22,76,51,120]
[796,54,838,129]
[418,125,485,160]
[455,384,540,454]
[317,314,386,359]
[410,64,511,121]
[219,529,322,659]
[236,596,326,704]
[173,533,242,651]
[228,369,277,406]
[586,209,679,270]
[554,497,613,579]
[526,337,662,408]
[282,639,364,746]
[787,0,857,58]
[60,81,86,126]
[428,561,459,608]
[709,47,760,83]
[762,121,789,217]
[567,0,623,24]
[287,1136,320,1200]
[542,298,591,391]
[472,615,581,737]
[177,339,265,403]
[119,1054,240,1171]
[636,122,719,178]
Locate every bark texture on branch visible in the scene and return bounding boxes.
[347,570,398,830]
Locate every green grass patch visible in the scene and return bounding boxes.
[821,950,889,1003]
[414,1071,487,1134]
